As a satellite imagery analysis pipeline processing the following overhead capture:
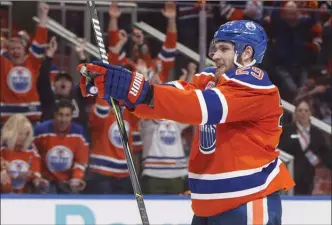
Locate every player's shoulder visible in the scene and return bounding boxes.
[202,67,216,74]
[223,66,275,89]
[193,67,216,77]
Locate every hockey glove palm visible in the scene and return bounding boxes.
[77,61,152,108]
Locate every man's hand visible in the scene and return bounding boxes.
[0,170,11,185]
[77,61,152,108]
[0,157,8,171]
[39,2,50,28]
[108,1,122,18]
[46,36,58,58]
[69,178,86,193]
[33,178,50,193]
[75,39,87,60]
[162,2,176,19]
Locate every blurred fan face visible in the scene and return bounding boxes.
[54,78,73,96]
[54,107,73,132]
[15,129,30,149]
[283,2,299,24]
[295,101,311,125]
[8,41,25,66]
[209,41,235,79]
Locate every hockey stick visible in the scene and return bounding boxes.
[86,1,150,224]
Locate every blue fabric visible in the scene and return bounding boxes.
[202,89,223,125]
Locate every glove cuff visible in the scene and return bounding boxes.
[142,85,154,107]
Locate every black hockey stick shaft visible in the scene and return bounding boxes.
[86,1,150,225]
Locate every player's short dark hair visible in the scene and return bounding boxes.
[55,99,75,113]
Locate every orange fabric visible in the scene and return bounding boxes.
[33,122,89,181]
[0,26,48,121]
[253,198,263,225]
[1,145,41,193]
[133,67,295,216]
[89,98,141,177]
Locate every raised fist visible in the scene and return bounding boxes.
[109,1,121,18]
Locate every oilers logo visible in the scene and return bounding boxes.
[7,160,30,190]
[7,66,32,93]
[157,121,177,145]
[245,21,257,31]
[46,145,73,172]
[109,121,130,148]
[199,79,217,154]
[199,124,217,154]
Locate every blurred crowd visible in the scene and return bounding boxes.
[0,1,331,196]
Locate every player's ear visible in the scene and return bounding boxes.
[242,46,254,62]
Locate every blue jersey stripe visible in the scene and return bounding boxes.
[90,157,128,170]
[1,105,41,113]
[159,48,176,59]
[30,43,45,55]
[189,159,278,194]
[202,89,223,124]
[96,106,109,116]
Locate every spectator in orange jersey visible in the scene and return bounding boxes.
[0,3,49,125]
[84,98,142,194]
[107,1,177,83]
[1,114,49,193]
[33,99,89,194]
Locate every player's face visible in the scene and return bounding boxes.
[54,78,73,96]
[54,107,73,132]
[295,101,311,125]
[8,42,25,66]
[210,41,236,79]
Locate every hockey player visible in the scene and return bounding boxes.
[78,20,295,224]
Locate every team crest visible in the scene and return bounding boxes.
[199,124,217,154]
[109,121,130,148]
[199,81,217,154]
[157,121,177,145]
[7,66,32,93]
[7,159,30,190]
[46,145,73,172]
[245,21,257,31]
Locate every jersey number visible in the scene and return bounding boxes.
[235,67,264,80]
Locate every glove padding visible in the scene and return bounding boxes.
[77,61,151,108]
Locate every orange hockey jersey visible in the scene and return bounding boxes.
[0,26,48,122]
[108,29,176,83]
[1,144,41,193]
[133,66,295,217]
[33,120,89,181]
[89,98,142,177]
